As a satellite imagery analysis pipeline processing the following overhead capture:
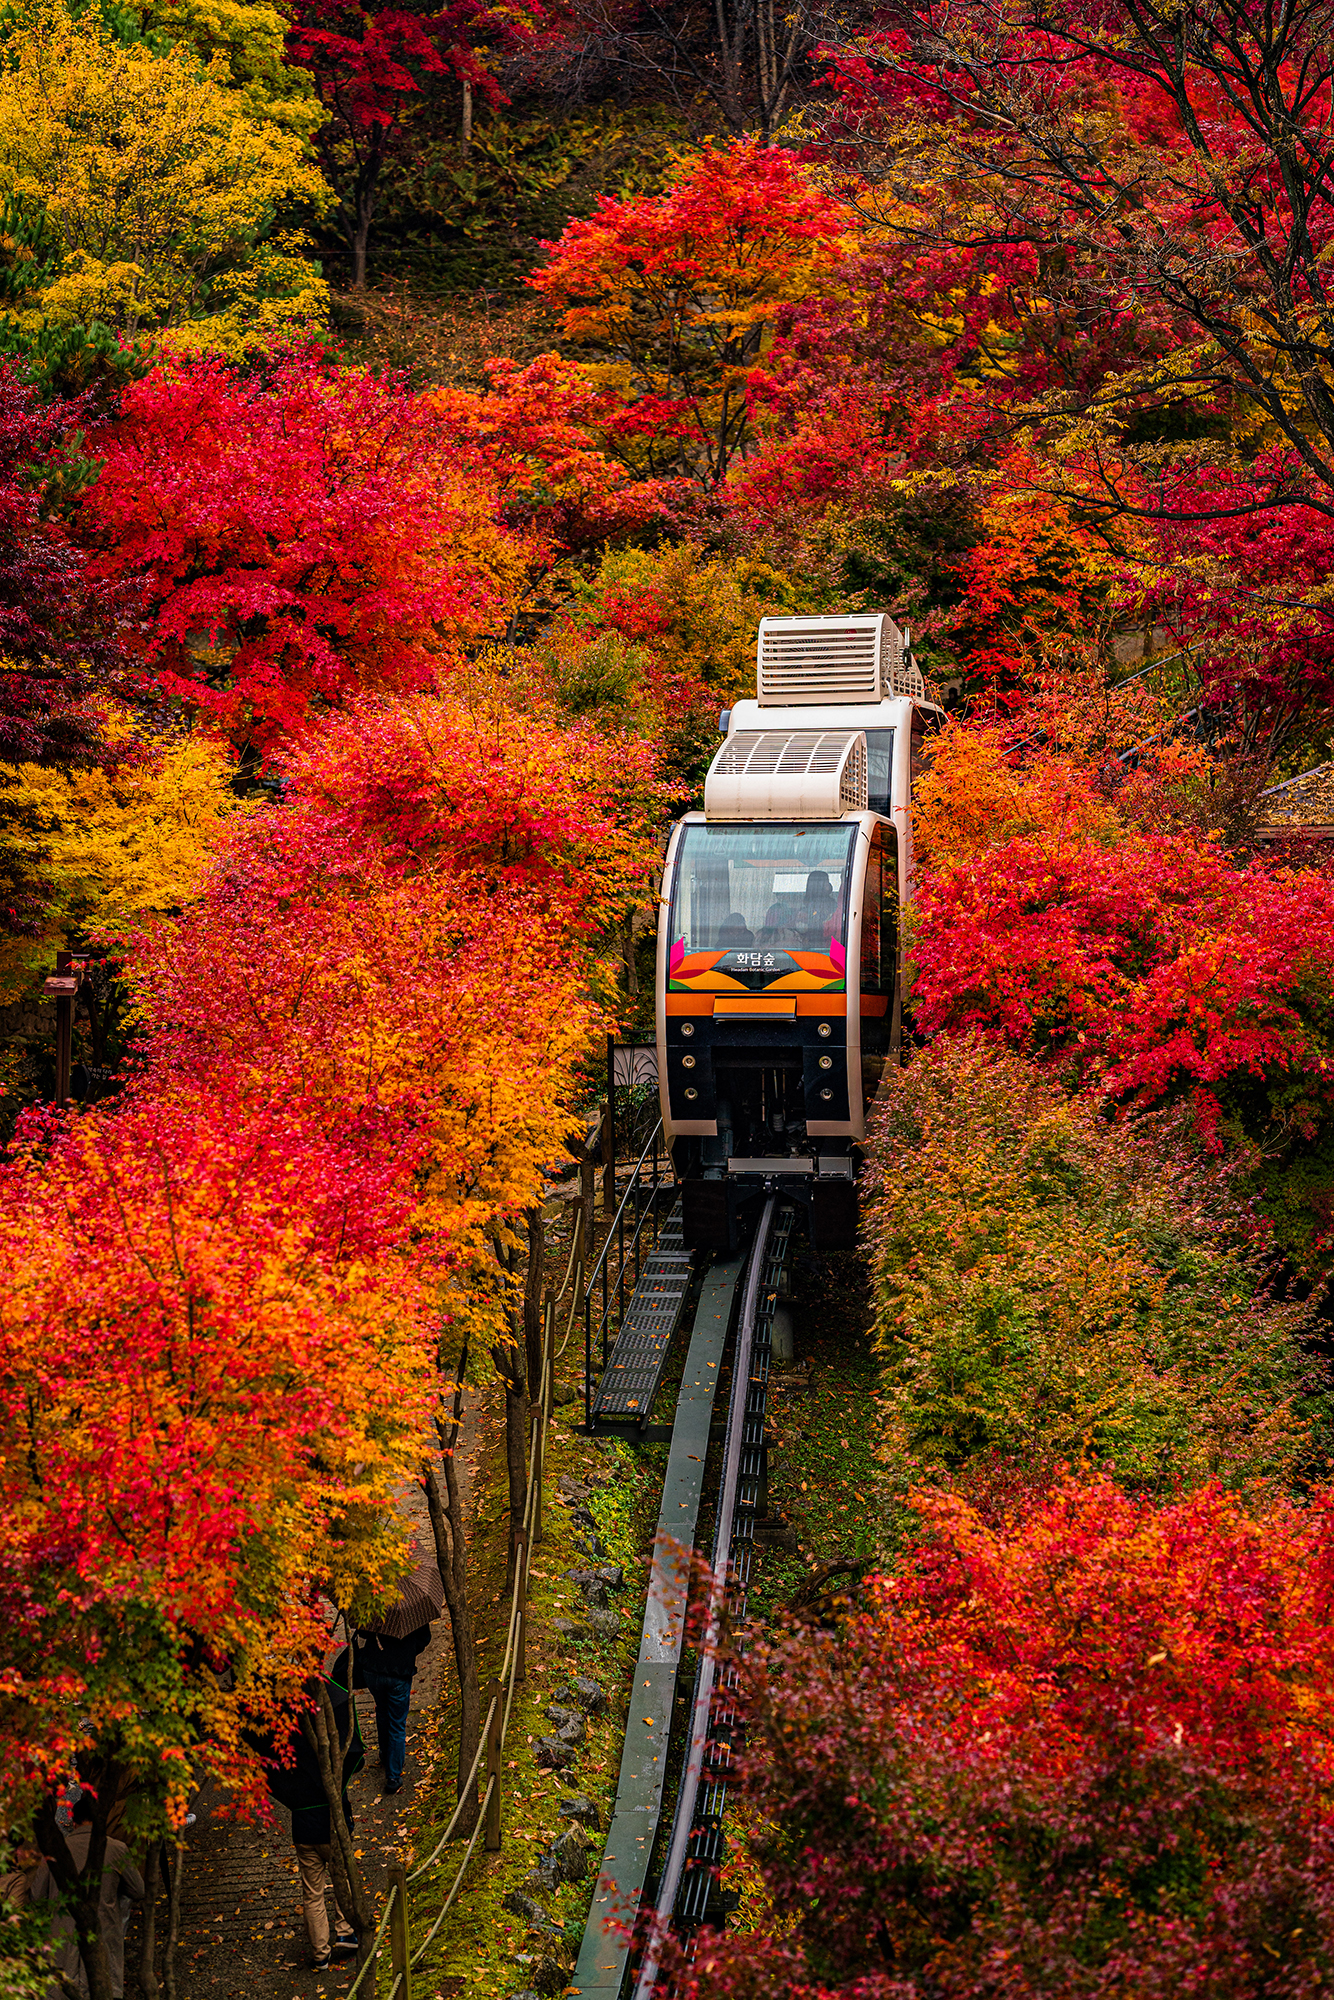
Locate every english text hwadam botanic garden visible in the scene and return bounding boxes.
[7,0,1334,1994]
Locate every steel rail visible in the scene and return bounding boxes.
[570,1232,752,1998]
[630,1197,778,2000]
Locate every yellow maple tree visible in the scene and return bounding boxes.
[0,0,329,354]
[0,711,242,998]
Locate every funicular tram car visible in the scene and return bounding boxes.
[656,613,945,1253]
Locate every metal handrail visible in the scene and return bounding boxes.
[349,1286,562,1993]
[1259,759,1332,798]
[583,1116,666,1295]
[582,1117,673,1427]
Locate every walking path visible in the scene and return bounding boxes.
[130,1484,458,1997]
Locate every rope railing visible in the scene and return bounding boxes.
[353,1285,564,1996]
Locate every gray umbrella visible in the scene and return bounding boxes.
[364,1548,445,1640]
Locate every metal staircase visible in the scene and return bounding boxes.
[589,1201,693,1430]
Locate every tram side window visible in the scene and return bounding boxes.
[865,729,895,817]
[861,836,882,994]
[910,708,943,789]
[860,824,896,996]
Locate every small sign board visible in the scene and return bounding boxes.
[611,1043,658,1088]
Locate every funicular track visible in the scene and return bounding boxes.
[573,1193,793,1997]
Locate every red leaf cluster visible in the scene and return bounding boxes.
[80,350,521,751]
[911,829,1334,1149]
[668,1476,1334,1997]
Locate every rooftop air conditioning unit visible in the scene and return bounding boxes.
[756,613,924,705]
[704,729,868,819]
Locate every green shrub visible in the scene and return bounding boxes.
[862,1036,1324,1495]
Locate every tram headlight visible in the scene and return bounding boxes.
[684,1087,698,1101]
[820,1088,833,1101]
[817,1022,832,1039]
[682,1054,696,1069]
[681,1022,695,1038]
[818,1054,833,1071]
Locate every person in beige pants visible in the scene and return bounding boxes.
[256,1648,364,1969]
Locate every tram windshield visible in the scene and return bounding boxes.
[668,822,858,994]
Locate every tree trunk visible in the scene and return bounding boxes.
[489,1332,529,1593]
[425,1320,482,1827]
[489,1232,529,1591]
[162,1841,184,2000]
[523,1206,545,1402]
[305,1689,375,1974]
[461,78,472,153]
[138,1841,161,1999]
[504,1376,528,1590]
[350,134,384,291]
[35,1799,115,2000]
[352,210,371,292]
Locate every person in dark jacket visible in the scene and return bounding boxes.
[352,1625,431,1795]
[257,1648,365,1969]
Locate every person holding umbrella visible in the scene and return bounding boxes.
[353,1543,442,1795]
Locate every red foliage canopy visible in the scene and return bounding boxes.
[910,829,1334,1150]
[0,366,127,769]
[80,351,519,753]
[669,1475,1334,1998]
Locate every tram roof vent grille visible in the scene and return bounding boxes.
[705,729,869,819]
[757,613,924,706]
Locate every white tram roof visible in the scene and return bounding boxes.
[704,614,941,821]
[704,728,869,820]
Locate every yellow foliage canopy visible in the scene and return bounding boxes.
[0,0,329,353]
[116,0,325,137]
[0,711,241,998]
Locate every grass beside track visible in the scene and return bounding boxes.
[750,1248,883,1617]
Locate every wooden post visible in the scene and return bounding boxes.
[514,1529,528,1684]
[484,1680,502,1851]
[388,1860,412,2000]
[44,962,79,1108]
[581,1139,596,1270]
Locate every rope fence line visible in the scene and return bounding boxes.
[350,1205,589,1996]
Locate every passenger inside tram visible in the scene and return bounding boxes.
[671,823,857,962]
[802,871,837,942]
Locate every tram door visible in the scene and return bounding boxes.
[859,821,898,1104]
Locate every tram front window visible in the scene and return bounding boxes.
[669,822,858,989]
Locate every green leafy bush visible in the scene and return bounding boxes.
[862,1037,1324,1495]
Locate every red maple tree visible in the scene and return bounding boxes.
[80,350,521,755]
